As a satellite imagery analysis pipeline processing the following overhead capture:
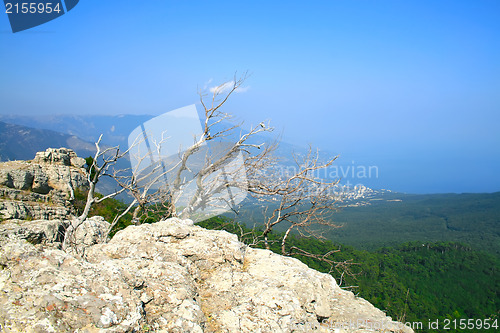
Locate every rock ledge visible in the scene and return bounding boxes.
[0,148,87,220]
[0,217,413,332]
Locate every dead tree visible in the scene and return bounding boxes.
[171,74,274,220]
[62,135,129,250]
[246,146,341,254]
[64,74,343,259]
[67,73,275,244]
[106,131,175,238]
[120,73,275,223]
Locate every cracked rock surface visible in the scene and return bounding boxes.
[0,148,87,221]
[0,217,413,332]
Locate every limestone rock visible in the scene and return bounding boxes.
[0,218,414,332]
[0,219,67,245]
[72,216,110,248]
[33,147,86,168]
[0,148,87,221]
[0,200,72,220]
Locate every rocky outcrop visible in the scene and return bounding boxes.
[0,218,68,245]
[0,217,413,332]
[0,148,87,220]
[33,148,86,168]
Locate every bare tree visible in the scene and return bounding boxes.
[170,73,272,219]
[62,135,129,250]
[104,131,178,238]
[245,146,341,254]
[179,74,343,256]
[113,73,275,227]
[64,74,343,260]
[63,73,275,248]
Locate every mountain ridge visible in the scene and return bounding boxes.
[0,121,96,162]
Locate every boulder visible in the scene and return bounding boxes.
[0,218,414,332]
[72,216,110,248]
[0,219,67,245]
[33,147,86,168]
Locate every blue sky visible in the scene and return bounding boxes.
[1,0,499,193]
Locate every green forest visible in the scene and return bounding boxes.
[326,192,500,256]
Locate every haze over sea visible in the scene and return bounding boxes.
[1,1,499,194]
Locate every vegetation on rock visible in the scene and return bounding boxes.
[73,189,498,332]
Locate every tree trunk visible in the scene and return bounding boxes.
[62,181,96,250]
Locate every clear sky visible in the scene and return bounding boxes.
[1,0,499,193]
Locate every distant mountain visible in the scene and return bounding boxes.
[0,113,389,197]
[0,113,321,162]
[0,121,96,162]
[0,114,154,148]
[0,121,132,196]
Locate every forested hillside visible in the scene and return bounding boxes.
[236,192,500,259]
[327,192,500,256]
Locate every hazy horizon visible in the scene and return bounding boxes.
[1,1,499,194]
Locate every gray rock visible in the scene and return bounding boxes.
[72,216,110,248]
[9,168,34,190]
[0,170,13,188]
[32,147,87,169]
[0,200,72,220]
[0,218,413,332]
[0,148,87,221]
[30,165,51,194]
[0,219,67,245]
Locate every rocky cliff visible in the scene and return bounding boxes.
[0,150,413,332]
[0,148,87,220]
[0,216,413,332]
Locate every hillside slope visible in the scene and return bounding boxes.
[326,192,500,256]
[0,121,95,162]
